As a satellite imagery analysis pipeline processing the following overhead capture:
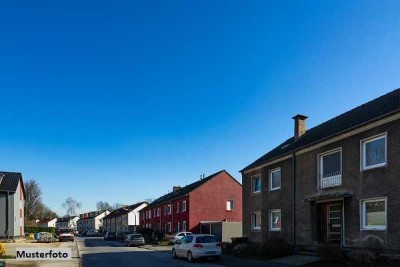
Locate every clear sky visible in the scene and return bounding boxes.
[0,1,399,216]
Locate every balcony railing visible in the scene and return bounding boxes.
[320,171,342,188]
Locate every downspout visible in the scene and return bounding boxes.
[292,152,297,253]
[5,191,10,236]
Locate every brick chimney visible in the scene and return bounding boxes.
[173,186,181,192]
[292,114,308,138]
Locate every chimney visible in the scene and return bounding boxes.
[173,186,181,192]
[292,114,308,138]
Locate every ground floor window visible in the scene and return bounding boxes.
[167,222,172,233]
[251,212,261,231]
[269,209,281,231]
[182,221,187,231]
[361,197,387,230]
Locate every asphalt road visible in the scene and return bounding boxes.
[78,237,222,267]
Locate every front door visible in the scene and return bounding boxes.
[318,202,342,244]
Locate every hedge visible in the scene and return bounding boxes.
[25,227,56,234]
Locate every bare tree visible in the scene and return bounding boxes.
[96,201,112,211]
[62,197,82,216]
[38,204,58,219]
[25,179,43,220]
[112,203,124,210]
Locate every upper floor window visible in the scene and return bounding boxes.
[167,204,172,215]
[361,134,386,170]
[182,200,187,212]
[226,200,234,211]
[269,209,281,231]
[251,211,261,231]
[269,168,281,191]
[251,175,261,194]
[360,197,386,230]
[157,208,160,217]
[319,149,342,188]
[176,202,180,213]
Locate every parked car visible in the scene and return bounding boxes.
[104,231,117,241]
[125,234,145,247]
[58,228,75,242]
[169,232,193,244]
[172,234,221,262]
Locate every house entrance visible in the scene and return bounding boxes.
[318,202,342,244]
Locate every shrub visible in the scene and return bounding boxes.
[231,237,248,246]
[221,242,234,254]
[232,243,250,256]
[25,227,56,234]
[348,249,377,266]
[316,243,343,262]
[0,243,5,257]
[263,237,292,258]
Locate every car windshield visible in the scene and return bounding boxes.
[59,229,74,234]
[196,236,218,243]
[131,234,142,239]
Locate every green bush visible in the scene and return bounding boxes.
[348,249,377,266]
[221,242,234,254]
[25,227,56,234]
[263,236,292,258]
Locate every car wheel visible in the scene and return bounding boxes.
[187,251,194,262]
[172,249,177,258]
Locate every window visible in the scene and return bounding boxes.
[182,220,187,231]
[269,210,281,231]
[251,175,261,193]
[269,168,281,191]
[177,222,180,232]
[251,212,261,230]
[182,200,187,212]
[319,149,342,188]
[148,210,151,219]
[153,209,156,217]
[167,204,172,215]
[361,198,387,230]
[176,203,180,213]
[361,134,386,170]
[167,222,172,233]
[164,205,167,215]
[157,208,160,217]
[226,200,234,211]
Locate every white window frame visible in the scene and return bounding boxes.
[251,211,261,231]
[226,200,234,211]
[269,168,281,191]
[360,197,387,231]
[167,222,172,233]
[176,202,180,213]
[157,208,160,217]
[167,204,172,215]
[148,210,151,219]
[318,148,342,189]
[251,175,261,194]
[182,200,187,212]
[182,220,187,231]
[269,209,281,231]
[360,133,387,170]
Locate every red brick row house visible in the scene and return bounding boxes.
[140,170,242,234]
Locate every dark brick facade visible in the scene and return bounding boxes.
[243,115,400,250]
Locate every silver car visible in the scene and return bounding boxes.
[172,234,221,262]
[125,234,145,247]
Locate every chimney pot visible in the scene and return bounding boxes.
[292,114,308,138]
[173,186,181,192]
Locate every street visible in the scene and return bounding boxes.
[78,237,222,267]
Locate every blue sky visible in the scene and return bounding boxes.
[0,1,399,216]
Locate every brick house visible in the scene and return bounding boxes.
[140,170,242,234]
[77,210,110,233]
[241,89,400,250]
[103,201,148,235]
[0,172,25,237]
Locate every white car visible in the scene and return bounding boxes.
[169,231,193,244]
[172,234,221,262]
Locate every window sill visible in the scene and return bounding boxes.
[361,227,386,231]
[269,229,281,232]
[361,163,387,171]
[226,210,234,212]
[251,192,261,196]
[251,228,261,232]
[270,188,281,192]
[320,184,342,189]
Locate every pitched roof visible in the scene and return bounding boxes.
[103,201,148,220]
[37,218,57,224]
[0,171,25,197]
[145,170,233,209]
[242,88,400,172]
[79,210,109,220]
[57,216,79,222]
